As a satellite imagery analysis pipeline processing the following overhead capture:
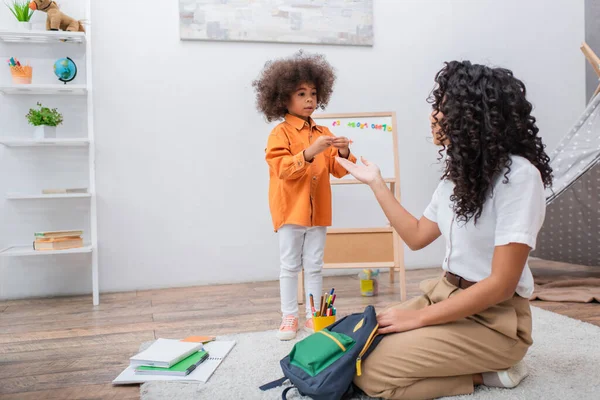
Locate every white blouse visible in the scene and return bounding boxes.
[423,155,547,297]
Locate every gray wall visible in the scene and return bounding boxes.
[586,0,600,100]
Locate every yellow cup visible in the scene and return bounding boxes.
[312,315,336,332]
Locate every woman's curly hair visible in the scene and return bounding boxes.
[253,51,336,122]
[429,61,553,224]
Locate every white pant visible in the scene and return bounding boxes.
[278,224,326,318]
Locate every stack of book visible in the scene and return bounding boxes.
[33,230,84,251]
[129,338,210,377]
[113,336,236,385]
[42,188,88,195]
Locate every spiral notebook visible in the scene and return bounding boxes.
[113,340,236,385]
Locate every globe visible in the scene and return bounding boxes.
[53,57,77,84]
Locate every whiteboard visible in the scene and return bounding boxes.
[314,114,396,179]
[313,113,399,229]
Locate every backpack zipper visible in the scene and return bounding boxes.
[355,324,379,376]
[317,330,347,352]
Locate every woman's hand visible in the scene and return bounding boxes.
[377,308,425,334]
[335,156,383,186]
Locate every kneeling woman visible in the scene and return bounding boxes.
[337,61,552,400]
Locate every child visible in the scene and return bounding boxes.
[253,52,356,340]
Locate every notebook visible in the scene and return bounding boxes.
[135,350,209,376]
[181,336,216,344]
[129,338,203,368]
[113,340,236,385]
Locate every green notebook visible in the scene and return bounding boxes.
[135,350,209,376]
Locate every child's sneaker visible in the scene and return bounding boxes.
[304,318,315,333]
[277,315,298,341]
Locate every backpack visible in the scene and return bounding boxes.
[260,305,383,400]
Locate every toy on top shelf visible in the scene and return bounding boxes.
[29,0,85,32]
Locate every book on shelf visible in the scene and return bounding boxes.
[33,230,84,251]
[34,237,83,251]
[34,230,83,239]
[41,188,88,194]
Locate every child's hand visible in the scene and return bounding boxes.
[332,136,350,158]
[331,136,350,149]
[304,136,332,161]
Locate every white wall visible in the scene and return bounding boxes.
[0,0,585,298]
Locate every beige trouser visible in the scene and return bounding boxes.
[354,277,533,400]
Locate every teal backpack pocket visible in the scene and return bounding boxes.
[289,329,355,376]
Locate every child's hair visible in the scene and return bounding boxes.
[428,60,553,224]
[253,51,336,122]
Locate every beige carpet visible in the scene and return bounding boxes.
[140,307,599,399]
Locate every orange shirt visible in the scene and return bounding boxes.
[266,114,357,231]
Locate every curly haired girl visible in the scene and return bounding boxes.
[337,60,552,399]
[253,52,356,340]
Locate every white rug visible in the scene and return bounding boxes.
[140,307,600,400]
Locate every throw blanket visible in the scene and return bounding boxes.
[530,277,600,303]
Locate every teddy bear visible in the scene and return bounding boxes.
[29,1,85,32]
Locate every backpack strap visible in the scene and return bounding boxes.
[281,386,295,399]
[259,376,288,391]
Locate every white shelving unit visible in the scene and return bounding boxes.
[6,193,92,200]
[0,30,85,44]
[0,84,87,95]
[0,245,93,257]
[0,2,99,305]
[0,138,89,147]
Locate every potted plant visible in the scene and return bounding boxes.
[5,1,34,31]
[26,103,63,139]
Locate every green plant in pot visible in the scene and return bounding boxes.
[26,102,63,139]
[5,0,34,31]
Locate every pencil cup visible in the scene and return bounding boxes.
[10,66,33,84]
[312,315,336,332]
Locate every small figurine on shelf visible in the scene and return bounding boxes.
[29,0,85,32]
